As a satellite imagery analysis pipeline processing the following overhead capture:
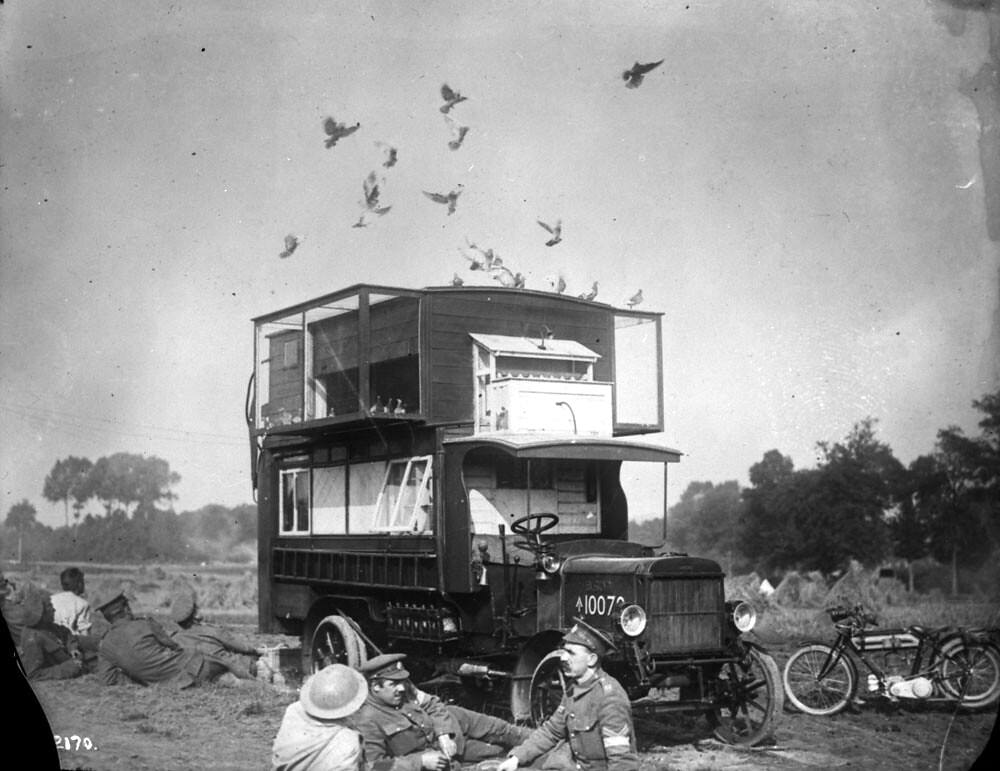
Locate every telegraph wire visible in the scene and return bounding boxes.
[0,400,246,447]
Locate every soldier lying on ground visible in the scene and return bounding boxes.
[271,663,369,771]
[167,587,267,680]
[92,586,244,688]
[350,653,532,771]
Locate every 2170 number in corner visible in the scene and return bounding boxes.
[54,734,97,751]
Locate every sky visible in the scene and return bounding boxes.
[2,0,998,529]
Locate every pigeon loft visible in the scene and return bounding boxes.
[252,283,662,435]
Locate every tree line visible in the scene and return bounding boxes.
[4,391,998,582]
[631,389,1000,596]
[1,452,255,564]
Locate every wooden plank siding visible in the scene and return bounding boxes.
[264,330,304,417]
[423,291,614,423]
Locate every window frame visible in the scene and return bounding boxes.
[371,455,434,533]
[279,467,311,535]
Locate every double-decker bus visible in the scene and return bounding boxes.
[248,283,780,744]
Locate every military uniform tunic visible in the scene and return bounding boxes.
[351,688,529,771]
[511,668,638,771]
[351,689,458,771]
[96,616,218,688]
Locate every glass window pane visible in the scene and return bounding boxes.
[349,461,386,533]
[281,473,294,532]
[614,314,660,426]
[313,466,347,534]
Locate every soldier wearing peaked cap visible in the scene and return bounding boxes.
[168,587,263,680]
[92,585,236,688]
[350,652,531,771]
[497,618,638,771]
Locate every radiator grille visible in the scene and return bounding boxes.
[645,577,723,653]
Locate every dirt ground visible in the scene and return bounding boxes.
[22,635,999,771]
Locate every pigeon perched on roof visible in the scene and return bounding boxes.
[578,281,599,301]
[537,219,562,247]
[375,141,398,168]
[513,272,526,289]
[440,83,468,113]
[622,60,663,89]
[547,274,567,294]
[444,114,470,151]
[279,234,300,259]
[423,185,464,215]
[451,272,465,286]
[323,116,360,148]
[626,289,644,308]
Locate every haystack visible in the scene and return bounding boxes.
[724,571,762,602]
[770,570,827,607]
[823,561,895,610]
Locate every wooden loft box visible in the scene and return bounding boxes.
[252,284,663,436]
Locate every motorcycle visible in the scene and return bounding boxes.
[782,604,1000,715]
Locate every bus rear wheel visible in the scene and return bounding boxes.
[310,615,366,673]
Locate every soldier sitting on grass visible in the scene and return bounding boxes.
[271,663,369,771]
[351,653,531,771]
[497,618,638,771]
[167,587,267,681]
[2,584,86,682]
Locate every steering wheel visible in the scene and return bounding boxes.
[510,513,560,557]
[510,513,559,537]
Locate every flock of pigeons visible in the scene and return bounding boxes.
[279,60,665,311]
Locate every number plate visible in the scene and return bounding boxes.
[575,593,626,617]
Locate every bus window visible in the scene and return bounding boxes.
[372,456,433,533]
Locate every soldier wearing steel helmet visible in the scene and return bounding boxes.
[271,663,369,771]
[350,653,530,771]
[498,618,638,771]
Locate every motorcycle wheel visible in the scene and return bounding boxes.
[708,645,783,745]
[782,643,856,716]
[936,639,1000,709]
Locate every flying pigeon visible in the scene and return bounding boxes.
[445,114,470,151]
[547,274,567,294]
[362,171,392,215]
[491,265,518,288]
[451,272,465,286]
[423,185,464,215]
[375,141,398,168]
[537,219,562,247]
[279,234,299,259]
[622,59,663,89]
[466,238,502,269]
[323,116,360,148]
[626,289,644,308]
[578,281,599,301]
[460,247,488,271]
[440,83,468,113]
